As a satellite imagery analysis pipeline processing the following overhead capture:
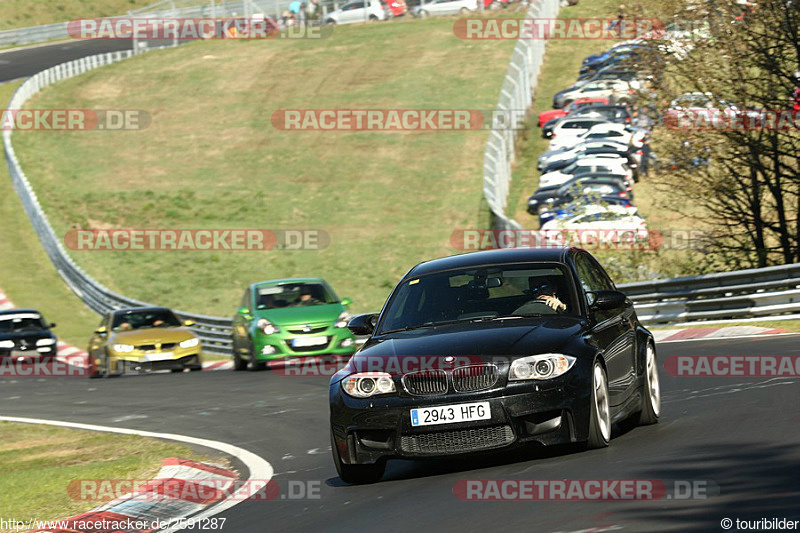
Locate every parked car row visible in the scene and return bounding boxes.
[323,0,507,24]
[528,38,658,239]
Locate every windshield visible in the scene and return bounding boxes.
[376,263,579,334]
[255,282,337,309]
[112,309,182,331]
[0,313,47,332]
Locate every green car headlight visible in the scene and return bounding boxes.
[257,318,280,335]
[335,311,349,328]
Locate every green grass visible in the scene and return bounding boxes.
[12,16,521,317]
[0,422,211,529]
[0,80,99,348]
[0,0,157,30]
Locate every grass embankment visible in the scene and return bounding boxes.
[0,0,156,31]
[12,16,520,317]
[0,421,208,531]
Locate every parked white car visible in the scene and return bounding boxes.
[549,123,645,151]
[412,0,478,17]
[547,117,613,148]
[541,210,649,246]
[539,156,634,188]
[557,80,634,108]
[325,0,386,24]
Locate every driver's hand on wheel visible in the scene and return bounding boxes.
[537,295,566,312]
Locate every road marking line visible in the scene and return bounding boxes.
[0,415,273,531]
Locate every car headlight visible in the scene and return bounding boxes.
[509,354,576,381]
[36,338,57,346]
[257,318,280,335]
[113,344,135,353]
[342,372,396,398]
[179,337,200,349]
[0,340,14,348]
[335,311,349,328]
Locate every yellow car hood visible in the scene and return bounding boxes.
[111,327,195,345]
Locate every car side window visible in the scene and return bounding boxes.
[574,253,614,297]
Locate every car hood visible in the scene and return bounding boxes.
[111,327,195,344]
[255,303,344,326]
[539,109,567,123]
[333,317,586,381]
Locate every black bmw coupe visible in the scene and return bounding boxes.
[329,247,661,484]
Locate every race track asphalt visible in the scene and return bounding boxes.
[1,334,798,533]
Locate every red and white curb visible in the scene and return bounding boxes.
[203,359,233,371]
[653,325,787,343]
[30,458,239,533]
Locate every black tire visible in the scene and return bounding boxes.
[460,7,470,13]
[325,18,336,25]
[247,339,266,371]
[637,343,661,425]
[233,349,248,371]
[171,368,184,373]
[418,9,429,17]
[586,362,611,449]
[369,14,378,20]
[331,430,385,484]
[189,365,203,372]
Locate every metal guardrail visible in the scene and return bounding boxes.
[0,1,293,48]
[483,0,559,231]
[2,47,235,354]
[618,263,800,324]
[5,0,799,358]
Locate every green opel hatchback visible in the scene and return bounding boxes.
[231,278,357,370]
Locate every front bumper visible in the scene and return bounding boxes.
[0,339,57,357]
[253,327,356,361]
[330,375,591,465]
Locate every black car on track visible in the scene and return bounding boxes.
[329,248,661,484]
[0,309,57,359]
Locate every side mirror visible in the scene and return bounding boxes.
[238,306,251,317]
[340,298,352,307]
[95,326,107,336]
[588,290,629,311]
[49,322,57,328]
[347,313,378,336]
[184,319,195,327]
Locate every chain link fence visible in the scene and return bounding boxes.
[483,0,559,232]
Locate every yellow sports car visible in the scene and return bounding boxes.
[88,306,202,377]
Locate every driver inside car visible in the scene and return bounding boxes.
[526,277,567,313]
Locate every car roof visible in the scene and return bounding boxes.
[406,248,576,277]
[252,278,324,288]
[0,308,41,316]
